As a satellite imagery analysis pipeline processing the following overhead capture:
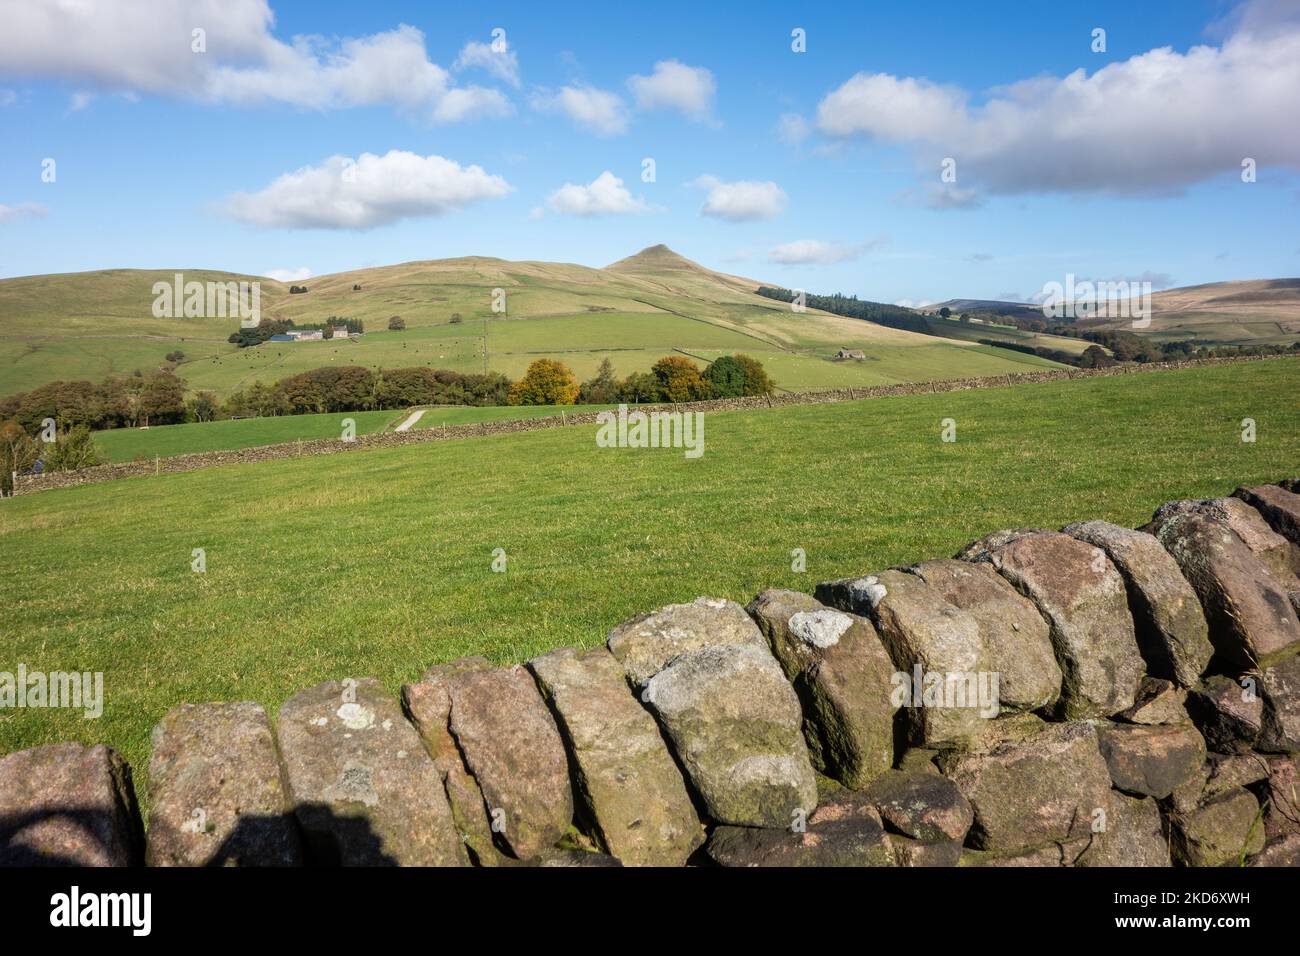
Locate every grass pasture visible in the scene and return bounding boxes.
[1,359,1296,799]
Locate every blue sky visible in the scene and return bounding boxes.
[1,0,1297,304]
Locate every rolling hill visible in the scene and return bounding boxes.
[0,246,1065,399]
[931,278,1300,347]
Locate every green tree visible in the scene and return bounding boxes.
[186,391,219,422]
[388,315,406,331]
[703,355,747,398]
[617,372,661,403]
[578,358,619,404]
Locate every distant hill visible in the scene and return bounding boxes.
[931,279,1300,346]
[0,246,1068,398]
[1085,278,1300,345]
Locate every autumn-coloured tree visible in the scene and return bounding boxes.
[508,358,580,406]
[651,355,709,403]
[733,353,775,395]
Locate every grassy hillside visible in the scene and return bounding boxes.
[0,247,1064,398]
[1,359,1295,795]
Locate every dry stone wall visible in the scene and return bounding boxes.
[4,479,1300,867]
[10,353,1291,496]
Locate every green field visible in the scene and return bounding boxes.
[90,404,621,461]
[91,410,405,462]
[0,248,1066,399]
[2,359,1296,802]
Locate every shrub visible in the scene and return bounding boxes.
[450,313,463,325]
[165,350,185,364]
[43,424,104,472]
[388,315,405,331]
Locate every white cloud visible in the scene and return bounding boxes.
[768,237,886,264]
[264,266,313,282]
[0,1,510,123]
[777,113,811,145]
[0,202,48,223]
[692,175,786,221]
[627,60,715,121]
[454,40,520,88]
[547,171,646,216]
[222,150,512,229]
[814,1,1300,195]
[531,85,628,136]
[895,184,984,210]
[0,89,16,106]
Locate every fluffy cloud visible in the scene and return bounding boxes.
[531,85,628,136]
[768,237,885,264]
[692,175,786,221]
[547,171,646,216]
[814,1,1300,195]
[628,60,715,120]
[0,1,510,122]
[264,266,312,282]
[454,40,520,88]
[222,150,512,229]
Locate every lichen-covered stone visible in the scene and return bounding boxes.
[746,589,896,788]
[1153,496,1300,585]
[1186,674,1263,753]
[1235,484,1300,554]
[1250,834,1300,867]
[528,646,702,866]
[959,839,1090,867]
[942,721,1113,851]
[908,558,1061,711]
[1064,520,1212,686]
[147,701,301,866]
[607,596,766,687]
[817,570,994,749]
[705,793,893,867]
[1076,791,1170,867]
[1117,676,1189,725]
[863,769,973,843]
[1147,509,1300,668]
[1260,755,1300,840]
[400,678,502,865]
[888,835,963,867]
[440,665,574,859]
[277,678,466,866]
[1258,651,1300,753]
[639,642,818,828]
[1095,722,1207,799]
[1169,786,1266,867]
[960,530,1144,718]
[1202,753,1270,803]
[962,711,1048,755]
[0,743,141,866]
